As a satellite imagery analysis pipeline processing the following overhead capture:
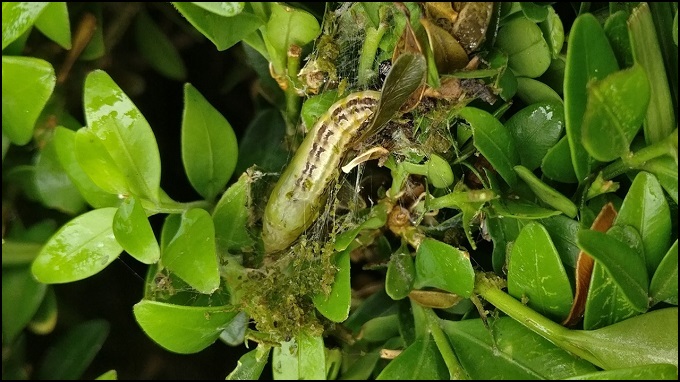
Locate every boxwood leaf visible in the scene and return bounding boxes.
[564,13,619,181]
[313,249,351,322]
[133,300,238,354]
[265,3,320,74]
[34,136,86,214]
[376,333,448,380]
[172,2,263,51]
[604,10,633,68]
[28,286,57,335]
[442,317,597,379]
[162,208,219,294]
[582,64,650,161]
[1,2,48,49]
[386,248,415,300]
[459,106,519,187]
[616,171,671,276]
[83,70,162,203]
[508,222,573,321]
[495,17,551,78]
[181,84,238,201]
[191,2,244,17]
[74,128,130,196]
[565,364,678,380]
[272,333,326,380]
[515,77,562,105]
[650,240,678,306]
[642,156,678,204]
[135,10,186,81]
[2,266,47,344]
[505,102,564,170]
[514,165,578,218]
[212,172,254,254]
[414,238,474,297]
[2,56,56,145]
[541,136,577,183]
[485,215,526,275]
[233,109,287,175]
[539,6,564,58]
[577,229,649,312]
[34,2,71,49]
[490,198,561,220]
[95,370,118,380]
[32,208,122,283]
[112,196,159,264]
[226,344,271,380]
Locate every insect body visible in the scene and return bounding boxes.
[262,91,381,253]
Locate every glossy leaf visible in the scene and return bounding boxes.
[583,225,644,330]
[604,11,633,68]
[459,106,519,187]
[642,156,678,204]
[577,229,649,312]
[313,249,351,322]
[34,2,71,49]
[515,77,562,105]
[265,3,320,74]
[83,70,162,203]
[414,238,474,298]
[212,172,254,254]
[34,136,86,214]
[505,102,564,170]
[386,248,415,300]
[540,215,581,271]
[172,2,263,51]
[162,208,219,294]
[442,317,597,379]
[495,17,551,78]
[181,84,238,201]
[34,320,109,380]
[344,289,397,333]
[226,345,271,380]
[650,240,678,305]
[192,2,244,17]
[376,334,448,380]
[491,198,561,220]
[135,10,186,81]
[32,208,122,283]
[1,2,48,49]
[52,127,120,209]
[95,370,118,380]
[133,300,238,354]
[272,333,326,380]
[616,171,671,276]
[300,90,340,132]
[112,196,159,264]
[359,314,400,343]
[520,2,549,22]
[539,6,564,58]
[541,136,577,183]
[566,364,678,380]
[485,214,526,275]
[2,266,47,344]
[508,222,573,321]
[2,56,56,145]
[582,64,650,161]
[514,165,577,218]
[564,13,619,181]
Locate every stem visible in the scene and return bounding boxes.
[427,190,495,211]
[601,128,678,179]
[151,200,213,214]
[425,308,468,380]
[358,23,387,87]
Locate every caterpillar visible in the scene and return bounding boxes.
[262,90,381,254]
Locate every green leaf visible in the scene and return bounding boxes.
[459,106,519,187]
[616,171,671,276]
[486,215,526,275]
[582,64,650,161]
[514,165,578,218]
[344,289,397,333]
[577,229,649,312]
[539,6,564,58]
[162,208,219,294]
[34,135,87,214]
[495,17,551,78]
[272,333,326,380]
[583,225,645,330]
[520,2,549,22]
[34,2,71,49]
[414,238,474,298]
[604,11,633,68]
[386,247,415,300]
[233,109,287,175]
[52,127,120,209]
[642,156,678,204]
[540,215,581,270]
[629,3,676,144]
[313,249,351,322]
[1,2,48,49]
[28,286,57,335]
[212,172,254,254]
[74,128,130,196]
[491,198,562,220]
[112,196,160,264]
[442,317,598,379]
[34,320,109,380]
[358,314,400,343]
[83,70,162,203]
[2,266,47,344]
[226,344,271,380]
[2,56,56,145]
[541,136,577,183]
[191,2,244,17]
[265,3,320,74]
[334,203,388,251]
[1,240,43,266]
[508,222,573,321]
[566,364,678,380]
[172,2,263,51]
[181,84,238,201]
[32,208,122,283]
[515,77,563,105]
[133,300,237,354]
[300,90,340,132]
[135,10,186,81]
[95,370,118,380]
[376,334,448,380]
[564,13,619,181]
[650,240,678,306]
[505,102,564,170]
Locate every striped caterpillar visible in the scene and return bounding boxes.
[262,91,381,254]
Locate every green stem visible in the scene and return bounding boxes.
[427,190,496,211]
[358,23,387,87]
[151,200,213,214]
[601,128,678,179]
[284,45,303,137]
[425,308,468,380]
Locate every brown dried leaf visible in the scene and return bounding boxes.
[420,17,469,74]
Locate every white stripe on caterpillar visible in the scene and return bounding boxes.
[262,91,381,254]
